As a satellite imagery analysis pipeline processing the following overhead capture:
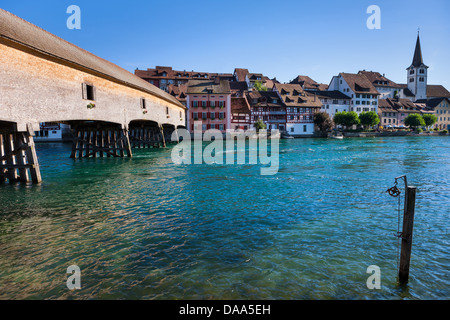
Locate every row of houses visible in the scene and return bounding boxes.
[132,33,450,135]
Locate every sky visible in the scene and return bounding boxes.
[1,0,449,89]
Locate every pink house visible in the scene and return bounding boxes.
[186,79,231,133]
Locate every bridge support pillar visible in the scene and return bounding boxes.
[0,131,42,184]
[70,124,132,158]
[129,125,166,149]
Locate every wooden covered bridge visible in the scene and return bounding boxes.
[0,9,186,184]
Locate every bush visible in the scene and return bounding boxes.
[416,128,423,133]
[443,130,449,134]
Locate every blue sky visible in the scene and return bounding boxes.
[2,0,449,89]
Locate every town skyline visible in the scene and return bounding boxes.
[1,0,449,89]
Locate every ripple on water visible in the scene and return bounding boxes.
[0,137,449,299]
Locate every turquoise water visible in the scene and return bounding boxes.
[0,136,449,299]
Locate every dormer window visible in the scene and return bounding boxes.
[419,69,424,74]
[410,70,415,75]
[162,72,167,77]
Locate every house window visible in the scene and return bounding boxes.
[193,112,198,120]
[410,78,414,82]
[419,77,424,82]
[82,83,96,101]
[410,70,414,75]
[419,69,424,74]
[211,124,216,129]
[210,101,216,107]
[202,124,207,131]
[219,124,224,131]
[219,112,224,119]
[166,107,169,115]
[202,101,207,108]
[219,101,225,108]
[193,101,198,108]
[202,112,207,120]
[210,112,215,120]
[303,125,307,132]
[290,127,294,133]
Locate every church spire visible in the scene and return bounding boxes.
[411,32,424,67]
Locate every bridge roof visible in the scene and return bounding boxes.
[0,9,185,109]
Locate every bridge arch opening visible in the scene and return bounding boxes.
[69,120,131,158]
[128,120,165,149]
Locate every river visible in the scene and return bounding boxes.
[0,136,448,299]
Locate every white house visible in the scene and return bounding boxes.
[328,72,380,115]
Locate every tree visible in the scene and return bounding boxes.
[333,111,360,130]
[314,111,334,132]
[359,111,380,130]
[404,113,425,130]
[254,119,267,132]
[253,81,267,92]
[422,114,437,130]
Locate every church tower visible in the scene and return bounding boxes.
[406,32,428,100]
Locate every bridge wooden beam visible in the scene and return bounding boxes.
[70,124,132,159]
[0,131,41,184]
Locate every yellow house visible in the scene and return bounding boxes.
[427,98,450,130]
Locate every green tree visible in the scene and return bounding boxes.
[359,111,380,130]
[422,114,437,130]
[404,113,425,130]
[253,81,267,92]
[254,119,267,132]
[333,111,360,130]
[314,111,334,132]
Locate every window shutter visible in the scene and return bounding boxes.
[82,83,87,100]
[92,86,97,101]
[207,124,210,130]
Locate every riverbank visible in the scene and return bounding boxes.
[342,131,449,138]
